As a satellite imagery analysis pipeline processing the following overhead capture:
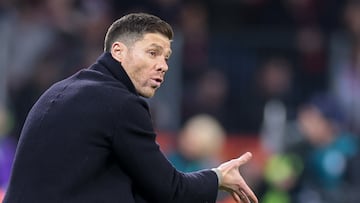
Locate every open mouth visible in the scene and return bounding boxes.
[154,78,163,83]
[151,78,163,88]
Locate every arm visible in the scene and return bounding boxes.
[112,96,218,203]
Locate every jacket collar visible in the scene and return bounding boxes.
[96,52,138,95]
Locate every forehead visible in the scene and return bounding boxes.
[136,33,172,52]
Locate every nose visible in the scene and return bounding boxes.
[157,58,168,73]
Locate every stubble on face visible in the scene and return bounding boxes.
[122,33,172,98]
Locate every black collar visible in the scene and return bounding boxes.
[97,52,138,95]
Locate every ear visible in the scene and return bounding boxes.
[110,41,127,62]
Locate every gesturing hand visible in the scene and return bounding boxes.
[215,152,258,203]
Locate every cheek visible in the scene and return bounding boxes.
[133,67,149,84]
[128,59,146,80]
[127,54,156,85]
[138,67,155,83]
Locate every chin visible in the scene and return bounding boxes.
[139,91,156,98]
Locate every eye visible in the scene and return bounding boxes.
[148,50,157,57]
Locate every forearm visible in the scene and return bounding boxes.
[115,135,219,202]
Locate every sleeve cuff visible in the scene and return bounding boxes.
[211,168,222,186]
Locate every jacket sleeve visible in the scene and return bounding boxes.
[112,96,219,203]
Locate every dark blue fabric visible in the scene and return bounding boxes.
[4,52,218,203]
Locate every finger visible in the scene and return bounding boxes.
[241,187,258,203]
[234,190,251,203]
[239,190,251,203]
[231,191,241,203]
[235,152,252,166]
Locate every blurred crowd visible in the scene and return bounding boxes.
[1,0,360,202]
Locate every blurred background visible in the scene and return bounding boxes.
[1,0,360,202]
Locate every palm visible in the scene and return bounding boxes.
[217,152,258,203]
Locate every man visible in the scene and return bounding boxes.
[4,13,258,203]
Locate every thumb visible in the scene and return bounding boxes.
[236,152,252,166]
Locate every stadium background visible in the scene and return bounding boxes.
[0,0,359,202]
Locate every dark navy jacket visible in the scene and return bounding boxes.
[4,52,218,203]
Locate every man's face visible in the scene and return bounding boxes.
[120,33,172,98]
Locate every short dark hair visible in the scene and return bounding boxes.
[104,13,174,52]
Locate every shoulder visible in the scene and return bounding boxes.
[35,67,136,117]
[49,68,127,101]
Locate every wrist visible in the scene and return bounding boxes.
[211,168,223,186]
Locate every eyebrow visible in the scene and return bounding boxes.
[149,43,172,57]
